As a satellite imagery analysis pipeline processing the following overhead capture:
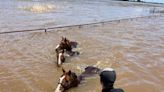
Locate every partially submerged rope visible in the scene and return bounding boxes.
[0,14,162,35]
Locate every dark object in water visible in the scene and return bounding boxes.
[100,68,124,92]
[79,66,101,79]
[66,51,80,56]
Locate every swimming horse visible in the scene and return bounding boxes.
[54,66,101,92]
[55,37,79,66]
[55,36,78,55]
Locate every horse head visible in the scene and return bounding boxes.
[56,37,72,52]
[55,68,79,92]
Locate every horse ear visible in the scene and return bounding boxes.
[68,70,72,75]
[62,68,66,74]
[64,37,67,42]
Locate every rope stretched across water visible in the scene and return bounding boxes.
[0,14,162,35]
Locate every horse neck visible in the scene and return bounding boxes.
[70,77,80,87]
[77,75,84,83]
[57,53,63,65]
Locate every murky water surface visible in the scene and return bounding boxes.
[0,0,164,92]
[1,0,164,32]
[0,16,164,92]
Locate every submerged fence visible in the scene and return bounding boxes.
[0,14,162,35]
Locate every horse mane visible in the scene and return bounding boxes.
[69,72,79,87]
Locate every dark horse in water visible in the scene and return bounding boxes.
[54,66,100,92]
[55,37,79,67]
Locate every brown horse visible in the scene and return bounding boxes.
[54,66,100,92]
[55,37,79,56]
[55,37,79,66]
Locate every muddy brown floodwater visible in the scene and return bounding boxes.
[0,14,164,92]
[0,0,164,92]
